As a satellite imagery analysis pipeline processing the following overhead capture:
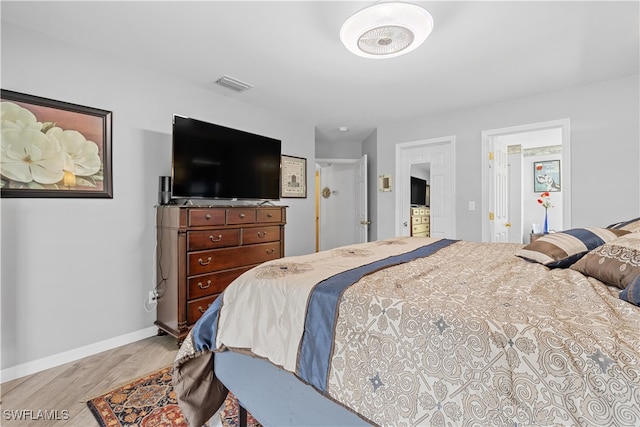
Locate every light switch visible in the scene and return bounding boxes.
[468,201,476,211]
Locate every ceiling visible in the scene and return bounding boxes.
[2,1,638,145]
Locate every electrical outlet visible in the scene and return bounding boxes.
[149,290,157,304]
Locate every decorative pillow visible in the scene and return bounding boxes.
[516,227,630,268]
[571,232,640,306]
[607,217,640,233]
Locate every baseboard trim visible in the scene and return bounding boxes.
[1,326,158,383]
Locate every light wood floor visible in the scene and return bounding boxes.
[0,334,179,426]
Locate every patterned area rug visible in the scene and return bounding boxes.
[87,366,261,427]
[220,392,261,427]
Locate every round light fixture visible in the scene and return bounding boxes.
[340,2,434,59]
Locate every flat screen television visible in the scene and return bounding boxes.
[171,115,281,200]
[410,176,427,206]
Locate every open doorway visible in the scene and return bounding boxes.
[395,136,456,238]
[481,119,571,243]
[316,156,368,251]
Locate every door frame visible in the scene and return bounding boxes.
[394,136,456,238]
[481,118,571,242]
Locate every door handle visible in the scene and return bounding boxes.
[505,222,512,227]
[360,220,371,225]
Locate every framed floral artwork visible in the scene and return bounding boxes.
[1,89,112,198]
[281,154,306,198]
[533,160,560,193]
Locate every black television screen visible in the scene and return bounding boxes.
[172,115,281,200]
[410,176,427,206]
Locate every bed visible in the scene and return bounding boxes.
[173,221,640,427]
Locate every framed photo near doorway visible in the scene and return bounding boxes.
[533,160,561,192]
[281,154,306,198]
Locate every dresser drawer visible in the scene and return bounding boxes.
[188,266,252,300]
[257,208,282,223]
[411,216,422,225]
[188,229,240,251]
[188,242,281,275]
[227,209,257,225]
[411,207,421,216]
[412,224,428,234]
[421,217,429,224]
[242,226,280,244]
[187,294,219,325]
[189,209,226,227]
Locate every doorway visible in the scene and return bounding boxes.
[481,119,571,243]
[395,136,456,238]
[316,155,368,251]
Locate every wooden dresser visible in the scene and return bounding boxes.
[410,206,430,237]
[155,205,286,343]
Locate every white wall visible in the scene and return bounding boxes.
[315,140,362,159]
[1,23,316,376]
[375,75,640,241]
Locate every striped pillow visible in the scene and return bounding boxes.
[516,227,630,268]
[608,217,640,233]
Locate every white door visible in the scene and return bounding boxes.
[428,148,454,238]
[489,137,510,242]
[396,137,455,238]
[317,157,367,250]
[355,154,368,243]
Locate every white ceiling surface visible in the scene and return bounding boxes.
[2,1,638,144]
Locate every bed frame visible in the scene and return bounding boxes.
[215,351,370,426]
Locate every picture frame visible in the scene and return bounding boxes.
[1,89,113,198]
[533,159,561,192]
[281,154,306,198]
[379,174,392,192]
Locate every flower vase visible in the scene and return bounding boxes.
[543,208,549,234]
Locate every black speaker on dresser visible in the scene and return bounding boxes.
[158,176,171,205]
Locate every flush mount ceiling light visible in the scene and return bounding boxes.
[340,2,434,59]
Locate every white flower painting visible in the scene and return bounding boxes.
[0,91,112,198]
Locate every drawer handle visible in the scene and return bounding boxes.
[198,280,211,289]
[209,234,223,242]
[267,213,273,218]
[205,214,212,220]
[257,231,267,238]
[198,257,212,266]
[239,213,246,218]
[198,304,212,314]
[266,248,275,254]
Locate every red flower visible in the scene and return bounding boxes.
[537,192,552,209]
[536,164,543,171]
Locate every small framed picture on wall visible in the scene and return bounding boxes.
[533,160,561,192]
[281,154,307,198]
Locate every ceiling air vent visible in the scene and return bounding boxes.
[215,75,254,92]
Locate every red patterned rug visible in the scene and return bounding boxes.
[87,366,261,427]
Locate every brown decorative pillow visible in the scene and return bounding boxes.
[571,232,640,291]
[516,227,630,268]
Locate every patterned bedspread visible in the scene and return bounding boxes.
[173,237,640,426]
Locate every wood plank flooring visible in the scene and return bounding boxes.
[0,334,181,426]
